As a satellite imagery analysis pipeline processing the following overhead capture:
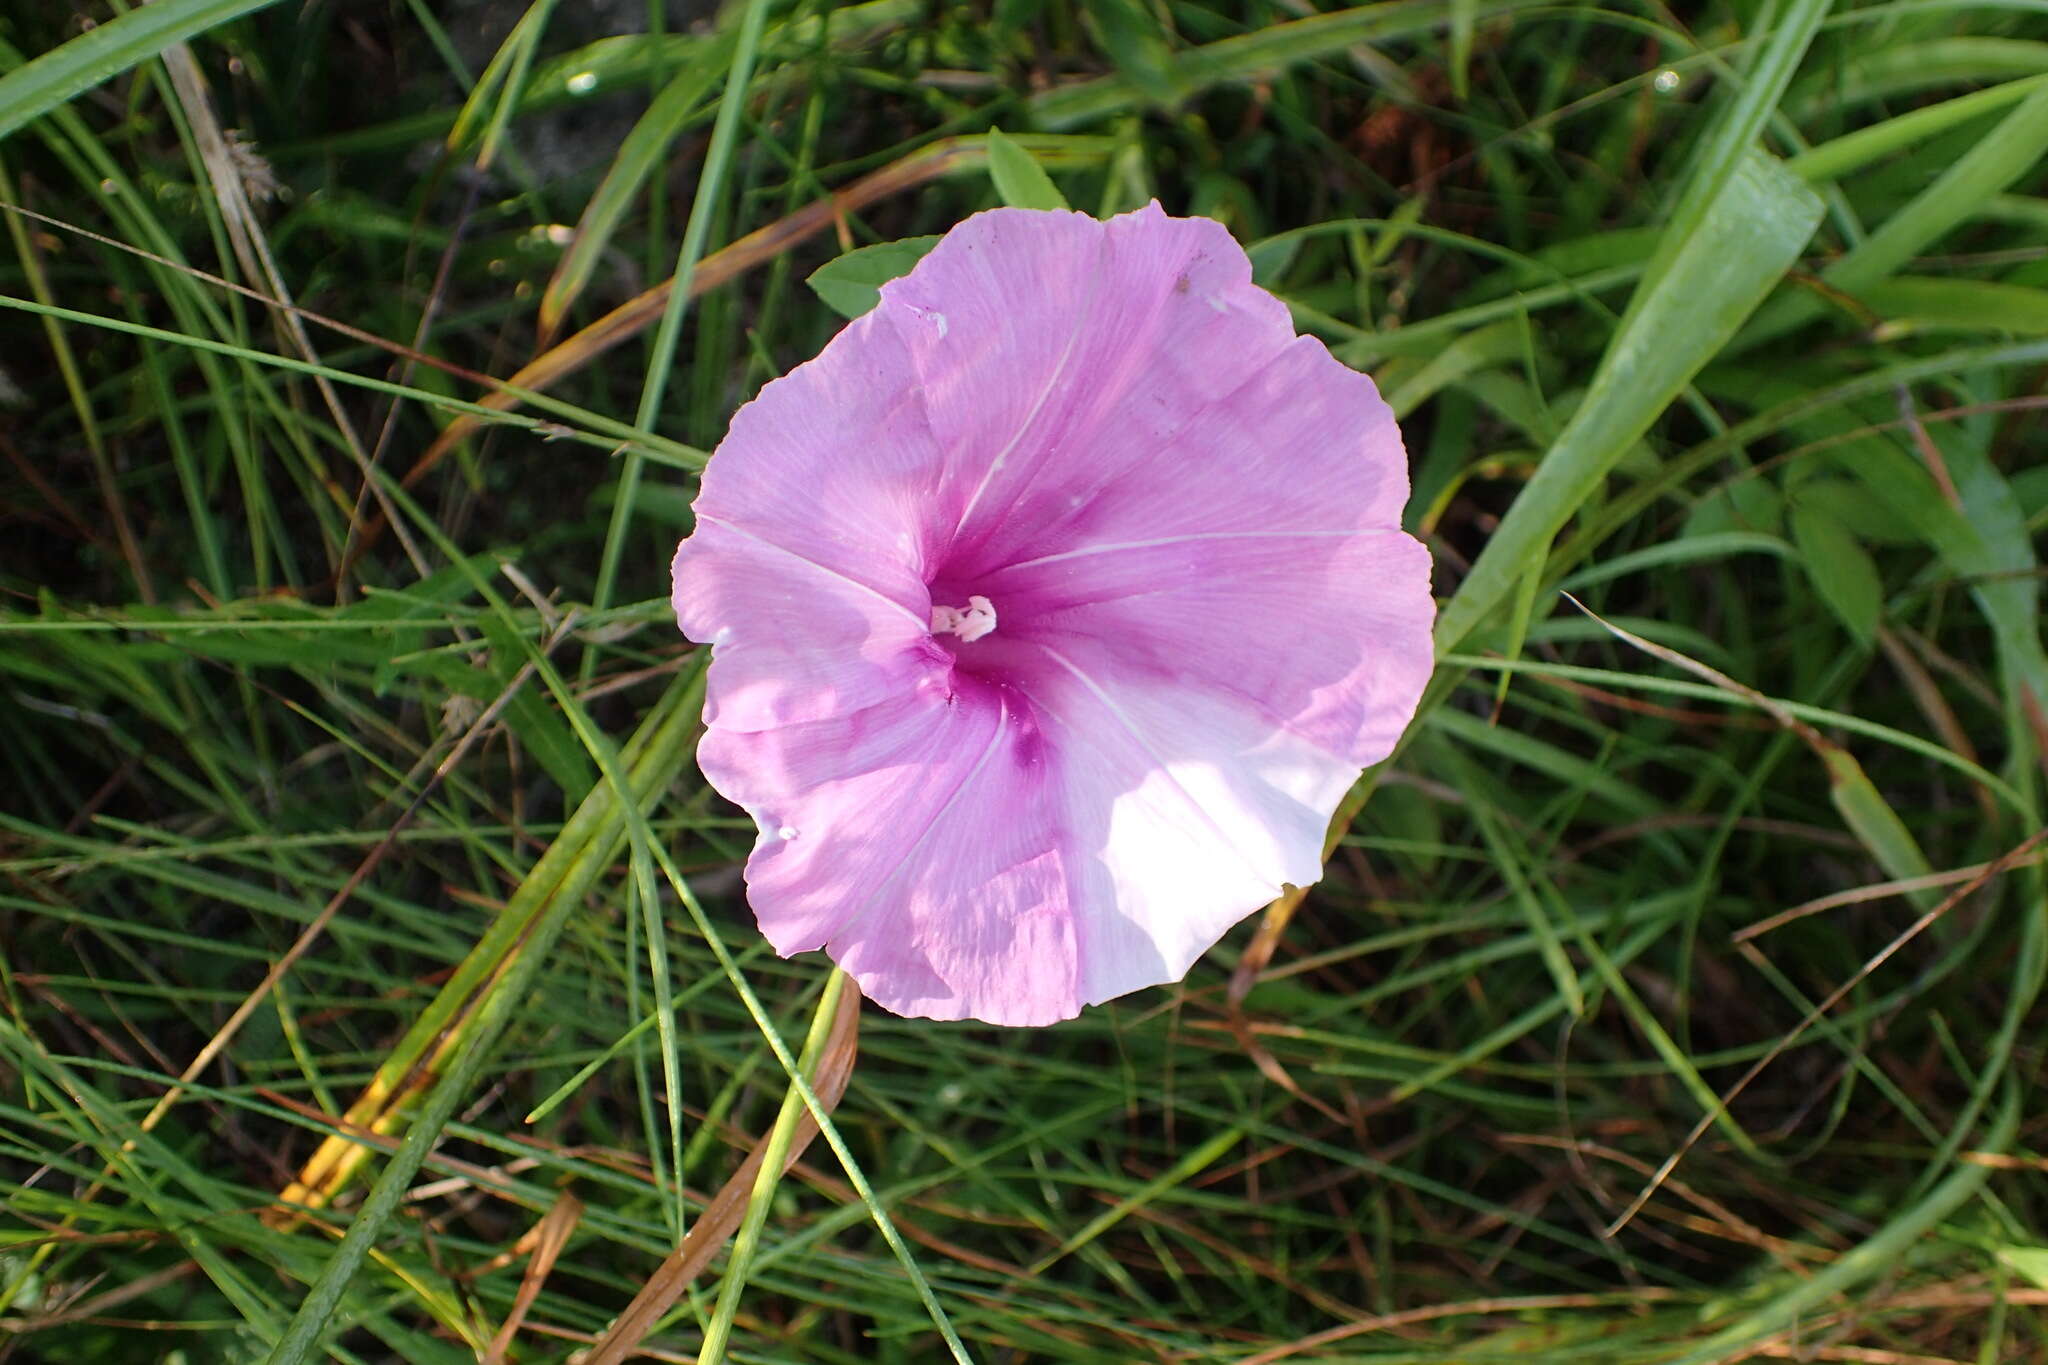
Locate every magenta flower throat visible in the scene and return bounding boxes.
[671,204,1435,1026]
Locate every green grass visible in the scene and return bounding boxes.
[3,0,2047,1361]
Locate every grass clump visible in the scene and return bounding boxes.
[3,1,2046,1361]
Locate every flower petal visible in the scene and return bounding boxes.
[672,525,937,732]
[673,203,1439,1026]
[701,681,1084,1026]
[879,204,1405,581]
[671,304,945,730]
[975,323,1434,767]
[1013,646,1356,1007]
[993,528,1435,768]
[690,305,950,586]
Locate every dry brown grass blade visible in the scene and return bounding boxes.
[1232,1289,1687,1365]
[482,1188,586,1365]
[581,982,862,1365]
[1876,627,1996,823]
[1225,769,1402,1125]
[155,42,431,582]
[1734,852,2047,942]
[337,136,997,575]
[1224,884,1347,1125]
[258,618,576,1225]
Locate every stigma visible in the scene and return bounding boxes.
[931,594,997,643]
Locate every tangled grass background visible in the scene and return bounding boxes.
[2,1,2046,1361]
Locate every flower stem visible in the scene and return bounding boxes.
[698,966,850,1365]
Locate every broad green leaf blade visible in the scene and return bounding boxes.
[1435,151,1825,652]
[2001,1246,2048,1291]
[0,0,289,144]
[1837,427,2048,760]
[1449,0,1475,99]
[1789,502,1882,643]
[1859,94,2048,263]
[1743,81,2048,347]
[987,127,1071,210]
[1820,746,1938,908]
[806,235,942,317]
[1643,0,1830,298]
[1084,0,1179,108]
[1862,278,2048,336]
[1787,74,2048,185]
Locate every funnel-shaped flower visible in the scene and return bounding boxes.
[671,204,1433,1026]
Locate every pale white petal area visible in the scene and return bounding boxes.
[1020,646,1358,1008]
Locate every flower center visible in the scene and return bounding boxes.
[930,594,997,644]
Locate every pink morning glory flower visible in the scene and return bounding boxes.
[670,203,1434,1026]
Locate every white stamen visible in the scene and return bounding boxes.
[930,594,997,643]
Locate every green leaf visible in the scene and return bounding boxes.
[446,0,559,170]
[806,235,943,317]
[1383,319,1525,419]
[1435,150,1825,652]
[2013,464,2048,521]
[1794,476,1921,547]
[1084,0,1178,108]
[987,127,1071,211]
[1788,74,2048,185]
[588,0,775,653]
[1743,82,2048,348]
[0,0,288,143]
[1786,37,2048,119]
[1862,278,2048,337]
[1839,425,2048,736]
[1449,0,1476,100]
[1639,0,1831,309]
[1245,232,1301,287]
[1684,477,1783,540]
[1790,502,1883,644]
[2000,1246,2048,1290]
[1819,745,1938,909]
